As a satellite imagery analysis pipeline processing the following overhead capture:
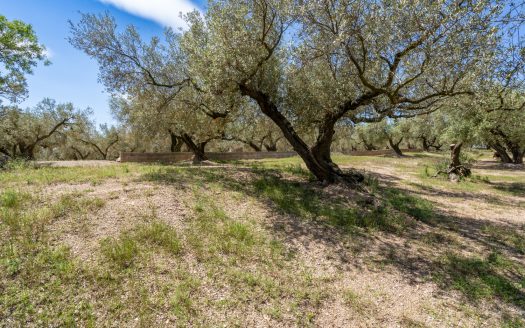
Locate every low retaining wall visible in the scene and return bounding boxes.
[119,151,297,163]
[340,149,422,156]
[119,149,423,163]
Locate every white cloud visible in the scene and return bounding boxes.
[99,0,201,28]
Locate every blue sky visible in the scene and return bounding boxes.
[0,0,205,126]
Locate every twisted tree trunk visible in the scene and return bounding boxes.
[17,142,36,160]
[71,146,90,160]
[387,137,404,157]
[169,130,183,152]
[421,136,430,151]
[264,143,277,152]
[240,84,363,184]
[490,128,524,164]
[222,135,262,151]
[510,147,524,164]
[447,143,471,181]
[489,142,512,163]
[180,133,208,163]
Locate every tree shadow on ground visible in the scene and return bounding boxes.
[491,182,525,197]
[473,161,525,171]
[140,166,525,311]
[406,181,519,207]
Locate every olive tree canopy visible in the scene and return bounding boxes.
[0,15,49,105]
[180,0,499,183]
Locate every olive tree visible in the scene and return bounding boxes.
[73,123,120,160]
[182,0,498,184]
[410,114,447,151]
[480,105,525,164]
[70,13,235,162]
[380,119,412,157]
[0,15,49,105]
[0,99,85,159]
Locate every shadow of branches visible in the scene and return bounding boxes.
[139,165,525,310]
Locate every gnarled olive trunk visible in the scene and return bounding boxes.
[180,133,208,163]
[361,139,377,151]
[71,146,90,160]
[247,141,262,152]
[264,143,277,152]
[489,142,512,163]
[421,136,430,151]
[17,142,36,160]
[447,143,471,181]
[169,130,183,152]
[388,137,404,157]
[510,147,524,165]
[240,84,363,184]
[490,128,524,164]
[221,135,262,152]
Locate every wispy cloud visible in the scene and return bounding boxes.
[99,0,201,28]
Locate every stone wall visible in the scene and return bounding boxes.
[119,151,297,163]
[119,149,422,163]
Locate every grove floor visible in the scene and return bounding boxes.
[1,152,524,327]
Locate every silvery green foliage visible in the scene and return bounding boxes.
[0,15,49,105]
[183,0,499,122]
[69,13,188,95]
[0,99,88,159]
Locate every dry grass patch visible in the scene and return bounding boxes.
[1,155,525,327]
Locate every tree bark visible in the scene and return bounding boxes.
[180,133,208,163]
[264,143,277,152]
[450,143,462,167]
[71,146,90,160]
[221,135,262,152]
[388,137,404,157]
[239,84,363,184]
[361,139,377,151]
[511,148,524,164]
[489,142,512,163]
[420,136,430,151]
[447,143,471,181]
[18,142,35,160]
[490,128,524,164]
[169,130,183,152]
[248,142,262,152]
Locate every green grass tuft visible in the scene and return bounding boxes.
[100,235,139,269]
[135,221,182,255]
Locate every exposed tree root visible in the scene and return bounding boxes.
[432,164,471,182]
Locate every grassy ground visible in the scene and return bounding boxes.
[1,152,524,327]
